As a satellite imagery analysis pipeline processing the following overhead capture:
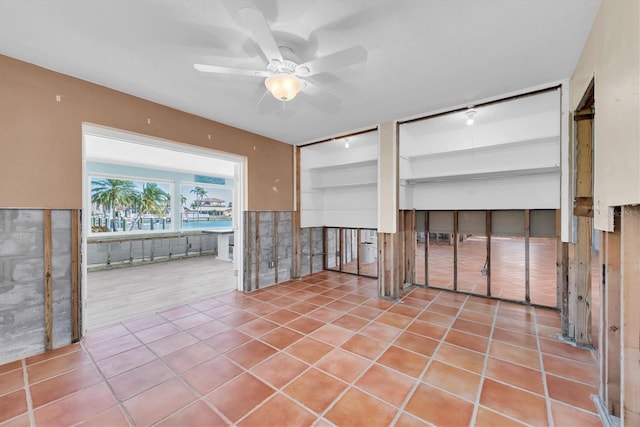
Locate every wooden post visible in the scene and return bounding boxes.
[338,228,343,272]
[567,243,577,340]
[274,212,279,284]
[255,212,260,289]
[486,210,492,297]
[424,211,429,286]
[622,205,640,425]
[574,107,593,346]
[43,210,53,351]
[246,212,252,291]
[404,210,416,285]
[356,229,361,276]
[453,210,458,291]
[525,209,531,303]
[398,213,406,285]
[70,210,81,342]
[323,227,327,271]
[378,232,401,299]
[309,227,314,275]
[603,209,621,416]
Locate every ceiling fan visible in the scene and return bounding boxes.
[194,8,367,103]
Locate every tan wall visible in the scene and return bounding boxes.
[0,55,294,211]
[570,0,640,231]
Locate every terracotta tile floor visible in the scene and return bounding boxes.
[0,271,602,426]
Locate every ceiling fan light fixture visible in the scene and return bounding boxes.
[264,73,302,101]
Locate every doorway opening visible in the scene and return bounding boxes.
[81,125,245,332]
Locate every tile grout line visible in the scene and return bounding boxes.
[389,291,468,426]
[22,359,35,427]
[80,339,137,427]
[533,307,555,427]
[468,298,499,426]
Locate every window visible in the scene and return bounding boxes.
[179,183,233,230]
[90,176,172,233]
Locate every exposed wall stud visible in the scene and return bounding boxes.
[622,205,640,424]
[43,210,53,351]
[424,211,429,286]
[603,209,621,416]
[486,210,492,297]
[274,212,279,283]
[71,209,81,342]
[453,210,458,291]
[525,209,531,303]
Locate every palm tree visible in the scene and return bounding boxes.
[91,178,138,231]
[190,186,208,219]
[129,183,170,231]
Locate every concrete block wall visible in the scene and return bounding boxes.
[243,211,297,291]
[276,212,293,283]
[0,209,73,364]
[311,228,324,272]
[299,228,311,277]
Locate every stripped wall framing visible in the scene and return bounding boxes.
[0,209,80,365]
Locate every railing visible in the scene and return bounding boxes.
[86,230,221,271]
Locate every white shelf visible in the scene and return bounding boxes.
[307,159,377,172]
[311,181,377,190]
[405,166,560,184]
[402,136,558,161]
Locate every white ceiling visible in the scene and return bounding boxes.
[0,0,600,145]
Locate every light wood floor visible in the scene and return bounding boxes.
[86,256,235,330]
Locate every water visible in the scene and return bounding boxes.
[181,220,233,229]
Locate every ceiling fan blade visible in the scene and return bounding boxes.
[194,63,270,77]
[238,8,283,64]
[301,80,342,113]
[296,46,367,76]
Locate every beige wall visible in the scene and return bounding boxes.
[570,0,640,231]
[0,55,294,211]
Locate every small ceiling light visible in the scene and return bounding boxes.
[465,108,476,126]
[264,73,303,101]
[344,139,350,148]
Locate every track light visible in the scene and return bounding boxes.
[465,108,476,126]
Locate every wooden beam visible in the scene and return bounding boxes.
[486,210,492,297]
[622,205,640,424]
[604,210,621,416]
[525,209,531,304]
[43,210,53,351]
[70,209,80,342]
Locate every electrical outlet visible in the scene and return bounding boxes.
[268,261,275,269]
